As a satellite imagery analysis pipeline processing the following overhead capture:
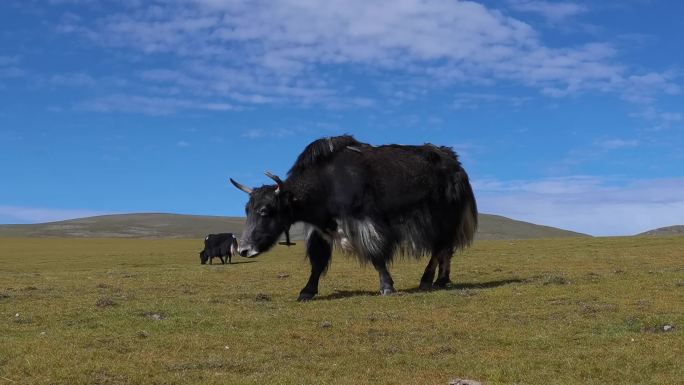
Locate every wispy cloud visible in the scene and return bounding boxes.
[595,138,640,150]
[78,94,237,115]
[507,1,587,22]
[0,55,26,78]
[0,56,20,66]
[241,128,297,140]
[50,72,96,87]
[0,205,110,224]
[629,105,683,129]
[474,176,684,236]
[453,92,532,110]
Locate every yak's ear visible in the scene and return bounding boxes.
[229,178,253,194]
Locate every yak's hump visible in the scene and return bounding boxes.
[288,135,363,176]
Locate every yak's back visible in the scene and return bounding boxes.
[360,143,464,202]
[288,135,363,176]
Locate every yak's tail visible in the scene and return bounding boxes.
[449,165,478,251]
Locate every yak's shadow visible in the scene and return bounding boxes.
[206,260,259,266]
[231,260,259,264]
[315,290,378,300]
[401,278,526,294]
[314,278,526,301]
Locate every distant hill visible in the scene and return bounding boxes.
[637,225,684,237]
[0,213,245,239]
[474,214,588,240]
[0,213,589,240]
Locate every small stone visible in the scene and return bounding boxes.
[15,313,20,318]
[255,293,271,301]
[40,331,46,336]
[320,321,333,329]
[150,313,162,321]
[224,346,230,350]
[96,297,117,307]
[449,379,483,385]
[277,273,290,279]
[663,324,674,332]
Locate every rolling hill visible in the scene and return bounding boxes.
[0,213,588,240]
[637,225,684,237]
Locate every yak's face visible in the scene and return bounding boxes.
[199,250,208,265]
[238,186,290,258]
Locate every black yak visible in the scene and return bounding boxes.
[230,135,477,300]
[199,233,239,265]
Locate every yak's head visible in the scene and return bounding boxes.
[230,172,292,258]
[199,250,208,265]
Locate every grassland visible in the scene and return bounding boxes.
[1,236,682,385]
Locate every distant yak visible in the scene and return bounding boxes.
[199,233,239,265]
[230,135,477,300]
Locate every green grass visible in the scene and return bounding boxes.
[1,237,682,384]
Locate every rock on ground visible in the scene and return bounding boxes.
[449,379,483,385]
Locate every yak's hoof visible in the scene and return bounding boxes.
[419,281,434,291]
[379,288,395,296]
[433,278,453,289]
[297,292,316,302]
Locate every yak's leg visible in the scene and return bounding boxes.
[227,254,231,264]
[419,256,438,290]
[219,255,225,264]
[209,256,213,265]
[433,249,454,288]
[370,256,395,296]
[298,231,332,302]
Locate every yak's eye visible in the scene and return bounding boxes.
[258,207,271,217]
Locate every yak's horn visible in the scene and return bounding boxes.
[229,178,253,194]
[264,171,284,194]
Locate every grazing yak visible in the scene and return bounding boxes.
[230,135,477,301]
[199,233,239,265]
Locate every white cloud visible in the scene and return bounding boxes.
[52,0,680,110]
[474,176,684,236]
[0,205,110,224]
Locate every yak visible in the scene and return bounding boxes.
[199,233,239,265]
[230,135,477,301]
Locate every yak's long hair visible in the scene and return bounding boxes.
[288,135,478,265]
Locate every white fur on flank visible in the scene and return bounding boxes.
[351,218,383,256]
[305,219,383,257]
[230,235,239,257]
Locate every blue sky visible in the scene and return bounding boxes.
[1,0,683,236]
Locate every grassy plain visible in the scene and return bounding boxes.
[1,236,682,384]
